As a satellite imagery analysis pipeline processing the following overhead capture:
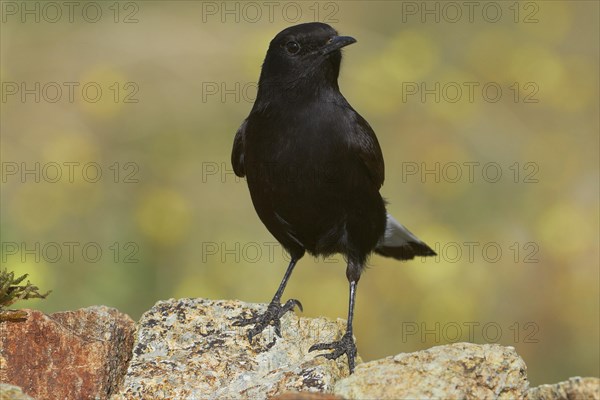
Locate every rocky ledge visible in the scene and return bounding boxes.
[1,298,598,400]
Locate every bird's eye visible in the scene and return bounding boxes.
[285,41,300,55]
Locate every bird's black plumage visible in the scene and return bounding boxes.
[232,22,435,373]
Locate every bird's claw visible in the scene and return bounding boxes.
[233,298,303,343]
[281,298,303,314]
[309,331,357,373]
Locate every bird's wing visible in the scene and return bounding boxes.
[231,119,247,177]
[349,111,385,188]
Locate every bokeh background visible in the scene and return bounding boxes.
[1,1,598,385]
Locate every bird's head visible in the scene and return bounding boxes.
[258,22,356,93]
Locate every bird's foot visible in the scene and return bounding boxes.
[309,330,357,373]
[233,298,303,343]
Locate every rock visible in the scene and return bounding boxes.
[0,384,35,400]
[333,342,528,399]
[527,376,600,400]
[112,298,352,399]
[5,299,595,400]
[0,306,135,400]
[270,393,345,400]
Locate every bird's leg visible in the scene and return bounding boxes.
[233,258,302,343]
[309,262,360,373]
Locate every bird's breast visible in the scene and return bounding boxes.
[244,107,354,192]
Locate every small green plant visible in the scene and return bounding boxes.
[0,268,51,321]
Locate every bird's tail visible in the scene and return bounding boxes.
[375,213,436,261]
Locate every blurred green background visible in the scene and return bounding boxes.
[1,1,598,385]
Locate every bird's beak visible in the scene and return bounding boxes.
[321,35,357,55]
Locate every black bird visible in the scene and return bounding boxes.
[231,22,435,372]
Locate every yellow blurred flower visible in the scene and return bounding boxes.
[135,187,192,245]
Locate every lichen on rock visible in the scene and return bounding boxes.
[112,298,351,399]
[333,342,529,399]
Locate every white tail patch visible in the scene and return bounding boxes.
[378,213,425,248]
